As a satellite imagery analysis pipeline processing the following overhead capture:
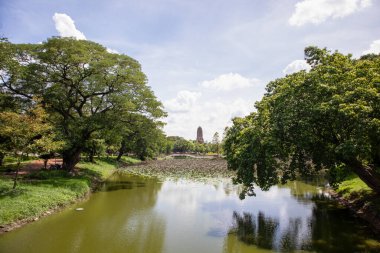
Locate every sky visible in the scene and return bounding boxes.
[1,0,379,141]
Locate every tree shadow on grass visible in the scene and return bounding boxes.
[0,186,27,199]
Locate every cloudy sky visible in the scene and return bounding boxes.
[1,0,379,141]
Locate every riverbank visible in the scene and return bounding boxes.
[332,176,380,234]
[0,157,139,234]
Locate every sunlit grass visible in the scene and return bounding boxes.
[0,178,89,226]
[0,157,125,227]
[77,158,120,179]
[336,176,372,198]
[118,156,141,165]
[336,175,380,219]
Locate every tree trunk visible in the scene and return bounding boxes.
[117,140,126,161]
[345,158,380,195]
[0,152,4,167]
[13,160,21,189]
[62,148,82,171]
[88,153,94,163]
[88,147,95,163]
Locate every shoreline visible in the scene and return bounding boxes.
[2,158,379,237]
[329,190,380,235]
[0,192,91,234]
[0,158,124,235]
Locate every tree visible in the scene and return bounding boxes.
[116,114,166,161]
[162,137,174,155]
[224,47,380,196]
[212,132,220,155]
[83,138,106,162]
[171,137,192,153]
[0,104,63,188]
[1,37,165,170]
[193,141,206,154]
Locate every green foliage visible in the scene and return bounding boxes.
[0,37,166,170]
[164,136,217,155]
[171,136,193,153]
[224,47,380,196]
[117,114,166,160]
[211,132,221,154]
[0,104,64,187]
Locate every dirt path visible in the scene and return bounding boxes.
[2,159,63,176]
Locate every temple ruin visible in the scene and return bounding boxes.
[196,126,204,144]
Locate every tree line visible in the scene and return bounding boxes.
[223,47,380,196]
[166,132,221,155]
[0,37,167,177]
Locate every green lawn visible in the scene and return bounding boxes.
[0,157,137,227]
[336,176,372,198]
[336,175,380,216]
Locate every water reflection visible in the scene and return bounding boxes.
[1,176,379,253]
[226,194,380,252]
[100,177,147,191]
[229,212,279,249]
[0,174,166,253]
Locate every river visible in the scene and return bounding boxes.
[0,172,379,252]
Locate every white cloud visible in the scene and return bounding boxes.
[52,13,121,54]
[164,90,201,113]
[200,73,260,91]
[164,95,254,141]
[52,13,86,40]
[289,0,372,26]
[362,39,380,55]
[163,72,265,140]
[283,60,311,75]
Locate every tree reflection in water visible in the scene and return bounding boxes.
[228,211,309,251]
[230,212,278,249]
[227,196,380,252]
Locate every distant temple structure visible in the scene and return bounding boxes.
[196,126,204,144]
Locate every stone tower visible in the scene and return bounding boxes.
[196,126,204,144]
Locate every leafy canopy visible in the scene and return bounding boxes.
[224,47,380,197]
[0,37,166,170]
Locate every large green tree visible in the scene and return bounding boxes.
[224,47,380,196]
[0,37,165,170]
[116,113,166,161]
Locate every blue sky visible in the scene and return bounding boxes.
[1,0,379,140]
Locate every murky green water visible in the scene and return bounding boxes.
[0,173,379,253]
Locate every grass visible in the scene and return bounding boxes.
[0,156,137,228]
[118,156,141,165]
[77,158,121,179]
[0,178,89,226]
[336,176,372,198]
[336,174,380,222]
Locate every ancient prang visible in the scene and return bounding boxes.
[196,126,204,144]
